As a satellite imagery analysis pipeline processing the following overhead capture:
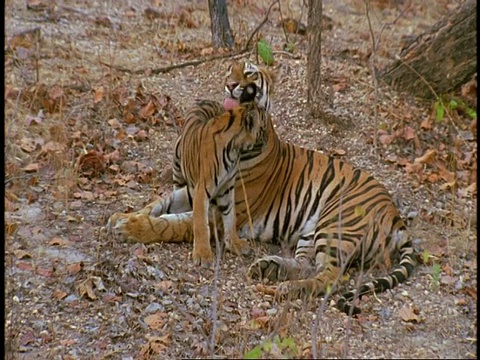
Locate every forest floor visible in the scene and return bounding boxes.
[5,0,477,358]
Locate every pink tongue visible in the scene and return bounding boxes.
[223,97,239,110]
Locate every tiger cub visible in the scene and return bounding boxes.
[178,83,268,267]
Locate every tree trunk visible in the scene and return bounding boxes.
[381,0,476,99]
[208,0,234,49]
[307,0,326,118]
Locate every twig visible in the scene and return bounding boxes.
[272,50,303,59]
[243,0,280,53]
[364,1,410,155]
[276,1,290,45]
[364,0,379,155]
[209,216,222,356]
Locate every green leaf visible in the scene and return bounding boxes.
[423,249,430,264]
[257,39,274,66]
[263,340,273,352]
[245,345,263,359]
[435,100,445,122]
[466,107,477,119]
[448,99,458,110]
[281,337,298,352]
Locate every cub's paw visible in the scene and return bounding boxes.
[192,245,214,268]
[106,212,158,243]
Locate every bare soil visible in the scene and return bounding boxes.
[5,0,477,359]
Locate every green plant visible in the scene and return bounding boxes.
[434,97,477,122]
[257,39,274,66]
[244,335,299,359]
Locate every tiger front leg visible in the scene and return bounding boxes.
[192,185,214,268]
[106,188,193,242]
[216,187,250,256]
[108,212,194,244]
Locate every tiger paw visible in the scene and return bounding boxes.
[247,256,286,283]
[192,245,214,268]
[106,212,159,243]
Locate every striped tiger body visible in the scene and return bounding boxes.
[107,61,415,314]
[175,84,268,267]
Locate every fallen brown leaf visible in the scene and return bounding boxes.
[53,289,68,300]
[17,261,34,271]
[144,312,168,330]
[154,280,173,292]
[48,237,72,247]
[255,283,277,296]
[36,267,54,277]
[398,306,421,323]
[93,86,104,103]
[23,163,40,173]
[414,149,437,164]
[78,278,97,300]
[20,330,36,346]
[13,249,31,259]
[67,262,83,275]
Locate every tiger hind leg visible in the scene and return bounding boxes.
[274,235,354,303]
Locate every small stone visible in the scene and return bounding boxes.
[65,294,79,302]
[266,308,277,316]
[144,302,164,314]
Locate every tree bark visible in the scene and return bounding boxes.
[307,0,326,118]
[208,0,234,49]
[381,0,476,99]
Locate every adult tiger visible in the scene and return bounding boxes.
[176,83,268,267]
[107,61,415,314]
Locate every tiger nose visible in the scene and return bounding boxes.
[226,81,239,92]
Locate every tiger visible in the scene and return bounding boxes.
[175,83,268,267]
[107,60,415,315]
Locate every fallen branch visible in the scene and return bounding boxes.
[99,0,280,75]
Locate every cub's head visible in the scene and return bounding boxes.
[224,61,276,112]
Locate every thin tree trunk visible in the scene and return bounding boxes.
[208,0,234,49]
[381,0,476,99]
[307,0,325,118]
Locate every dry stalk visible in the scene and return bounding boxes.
[210,216,222,356]
[364,0,379,154]
[364,0,410,154]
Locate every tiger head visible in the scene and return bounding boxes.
[224,61,276,112]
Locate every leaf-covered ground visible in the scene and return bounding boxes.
[5,0,477,358]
